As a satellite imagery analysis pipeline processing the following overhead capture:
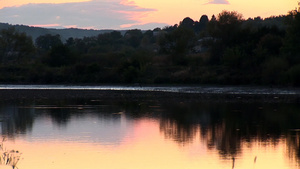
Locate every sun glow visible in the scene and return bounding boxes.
[131,0,296,25]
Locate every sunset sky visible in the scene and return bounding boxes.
[0,0,297,30]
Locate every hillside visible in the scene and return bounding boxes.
[0,22,126,42]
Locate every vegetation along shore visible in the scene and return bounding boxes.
[0,10,300,86]
[0,88,299,103]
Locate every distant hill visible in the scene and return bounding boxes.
[0,22,127,42]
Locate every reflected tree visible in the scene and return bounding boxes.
[46,108,72,126]
[160,119,198,144]
[0,103,34,138]
[1,98,300,162]
[157,101,300,159]
[286,130,300,161]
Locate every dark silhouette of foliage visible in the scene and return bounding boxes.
[180,17,195,29]
[0,27,35,64]
[36,34,63,50]
[282,11,300,64]
[195,15,209,33]
[45,44,73,67]
[124,29,143,48]
[0,9,300,86]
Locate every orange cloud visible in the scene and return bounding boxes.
[29,24,61,28]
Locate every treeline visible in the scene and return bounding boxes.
[0,10,300,85]
[0,22,119,42]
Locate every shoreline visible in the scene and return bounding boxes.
[0,89,299,103]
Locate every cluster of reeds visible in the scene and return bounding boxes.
[0,137,21,169]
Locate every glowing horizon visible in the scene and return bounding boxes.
[0,0,297,29]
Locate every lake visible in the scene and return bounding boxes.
[0,86,300,169]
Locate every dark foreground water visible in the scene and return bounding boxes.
[1,84,300,95]
[0,90,300,168]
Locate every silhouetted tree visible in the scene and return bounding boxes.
[207,11,244,65]
[257,34,283,56]
[211,15,217,22]
[35,34,63,51]
[195,15,209,32]
[179,17,195,29]
[46,44,73,67]
[97,31,122,45]
[282,11,300,64]
[124,29,143,48]
[0,27,35,64]
[159,26,195,57]
[217,10,243,43]
[207,15,218,37]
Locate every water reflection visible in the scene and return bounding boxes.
[287,130,300,162]
[158,102,300,160]
[0,99,300,168]
[0,103,34,137]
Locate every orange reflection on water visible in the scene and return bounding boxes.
[3,118,300,169]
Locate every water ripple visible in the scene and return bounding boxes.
[0,84,299,95]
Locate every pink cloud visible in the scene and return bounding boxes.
[64,25,78,28]
[0,0,158,29]
[120,0,136,6]
[29,24,61,28]
[206,0,229,5]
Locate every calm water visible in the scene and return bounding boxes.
[1,93,300,168]
[1,84,300,94]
